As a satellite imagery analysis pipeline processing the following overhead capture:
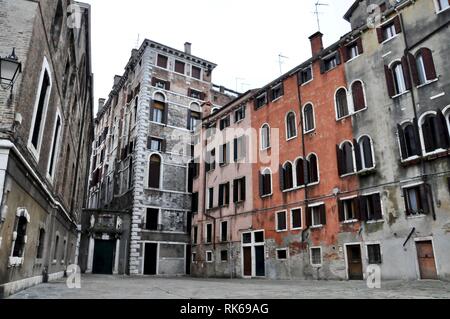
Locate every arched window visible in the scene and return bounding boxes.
[148,154,162,189]
[414,48,437,85]
[392,62,407,95]
[12,216,28,258]
[335,88,349,119]
[420,112,450,154]
[357,135,375,170]
[337,141,355,176]
[151,93,167,124]
[295,158,305,187]
[307,154,319,184]
[303,103,315,133]
[351,81,366,112]
[260,124,271,150]
[259,168,272,197]
[281,162,294,190]
[286,112,297,139]
[398,122,421,160]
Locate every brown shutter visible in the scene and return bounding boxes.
[150,101,154,121]
[403,188,411,216]
[306,207,312,227]
[320,60,325,74]
[436,110,450,148]
[342,46,349,63]
[372,194,383,220]
[336,145,344,176]
[338,200,345,222]
[394,16,402,34]
[419,184,431,215]
[407,53,419,86]
[241,177,246,201]
[376,28,384,43]
[384,65,395,97]
[279,165,285,191]
[233,180,239,203]
[162,103,168,124]
[354,197,361,220]
[359,196,368,221]
[187,109,192,130]
[161,139,167,153]
[354,138,362,171]
[422,48,437,80]
[412,118,423,156]
[225,183,230,205]
[218,185,224,207]
[259,172,264,197]
[336,51,342,65]
[165,81,171,91]
[151,77,157,87]
[357,38,364,54]
[352,81,365,111]
[401,56,412,90]
[320,204,327,225]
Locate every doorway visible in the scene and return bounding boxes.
[144,243,158,275]
[93,240,115,274]
[346,244,363,280]
[416,240,438,280]
[242,231,265,278]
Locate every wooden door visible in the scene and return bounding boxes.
[243,247,252,277]
[144,243,158,275]
[346,245,363,280]
[416,241,438,280]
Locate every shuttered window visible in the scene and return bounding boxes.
[338,198,357,222]
[411,48,437,86]
[208,188,214,210]
[295,158,305,187]
[31,70,51,150]
[281,162,294,191]
[286,112,297,139]
[175,60,185,74]
[206,224,213,243]
[351,81,366,111]
[335,88,349,119]
[148,154,161,189]
[218,183,230,207]
[192,66,201,79]
[233,177,246,203]
[358,135,375,170]
[377,16,401,43]
[307,154,319,184]
[259,169,272,197]
[157,54,168,68]
[260,124,271,149]
[403,184,433,216]
[291,208,302,229]
[360,193,383,221]
[276,211,287,231]
[398,122,421,160]
[420,111,450,154]
[337,142,355,176]
[303,103,315,133]
[307,204,326,227]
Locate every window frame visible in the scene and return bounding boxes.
[205,223,213,244]
[310,246,323,267]
[335,87,350,120]
[302,103,316,134]
[46,110,63,181]
[275,210,288,232]
[357,135,376,171]
[260,123,271,150]
[435,0,450,13]
[276,248,289,261]
[365,242,383,265]
[300,65,313,85]
[285,111,298,141]
[147,153,163,189]
[260,168,273,198]
[290,207,303,230]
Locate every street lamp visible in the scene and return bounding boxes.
[0,48,22,91]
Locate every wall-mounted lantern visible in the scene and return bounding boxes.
[0,48,22,91]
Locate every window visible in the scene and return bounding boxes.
[276,211,287,232]
[192,192,199,213]
[255,93,267,109]
[377,17,401,43]
[235,105,246,122]
[259,169,272,197]
[367,244,382,264]
[398,122,421,160]
[357,135,375,170]
[50,0,63,46]
[206,251,213,263]
[221,250,228,262]
[220,116,231,130]
[152,77,170,90]
[192,66,201,79]
[361,193,383,221]
[270,84,284,101]
[345,39,363,61]
[295,158,305,187]
[351,81,366,112]
[148,154,161,189]
[307,204,326,227]
[151,93,167,124]
[291,208,302,229]
[157,54,168,68]
[281,162,294,191]
[208,187,214,209]
[335,88,349,119]
[148,137,164,152]
[193,226,198,244]
[47,114,62,178]
[277,249,288,260]
[403,184,432,216]
[220,221,228,242]
[146,208,159,230]
[338,198,357,222]
[300,66,313,84]
[218,183,230,207]
[393,62,407,95]
[337,141,355,176]
[233,177,246,203]
[420,112,449,154]
[62,239,67,262]
[286,112,297,139]
[321,52,340,73]
[53,235,59,261]
[206,224,213,243]
[307,154,319,185]
[436,0,450,12]
[303,103,315,133]
[36,228,45,259]
[188,88,204,100]
[192,252,197,262]
[310,247,322,266]
[260,124,271,150]
[219,143,230,166]
[188,110,201,131]
[175,60,185,74]
[30,65,52,155]
[12,214,28,258]
[234,136,246,162]
[206,149,216,172]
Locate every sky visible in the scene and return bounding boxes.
[82,0,356,112]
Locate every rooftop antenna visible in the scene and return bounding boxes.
[135,34,140,49]
[313,1,329,31]
[278,54,288,75]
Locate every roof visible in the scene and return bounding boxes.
[344,0,363,22]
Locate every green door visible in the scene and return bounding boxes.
[93,240,115,274]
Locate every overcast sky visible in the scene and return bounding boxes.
[82,0,356,112]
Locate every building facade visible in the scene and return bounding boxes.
[0,0,93,297]
[192,0,450,281]
[82,40,237,276]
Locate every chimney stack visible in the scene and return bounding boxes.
[309,32,324,56]
[184,42,192,55]
[113,75,122,87]
[98,98,106,110]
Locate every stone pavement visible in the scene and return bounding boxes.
[7,274,450,299]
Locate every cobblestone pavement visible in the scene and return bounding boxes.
[7,274,450,299]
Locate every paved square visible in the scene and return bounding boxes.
[7,275,450,299]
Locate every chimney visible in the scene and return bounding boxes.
[113,75,122,87]
[309,32,324,56]
[184,42,192,55]
[98,98,105,110]
[131,48,138,58]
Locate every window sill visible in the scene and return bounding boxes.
[301,79,313,87]
[381,33,400,45]
[8,257,23,267]
[342,219,358,224]
[235,119,244,125]
[291,227,303,231]
[260,147,271,152]
[261,193,273,199]
[307,181,320,187]
[416,78,438,89]
[310,225,323,229]
[271,96,284,104]
[436,6,450,14]
[366,219,384,224]
[276,229,288,233]
[357,167,377,176]
[392,90,410,99]
[304,129,316,135]
[336,114,352,121]
[286,135,298,142]
[311,264,322,268]
[346,54,362,64]
[406,214,427,220]
[423,149,447,157]
[353,107,368,115]
[340,172,357,178]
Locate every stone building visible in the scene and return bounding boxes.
[82,40,237,276]
[0,0,93,297]
[191,0,450,281]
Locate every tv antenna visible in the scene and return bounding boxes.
[278,54,288,74]
[135,34,140,49]
[313,1,329,31]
